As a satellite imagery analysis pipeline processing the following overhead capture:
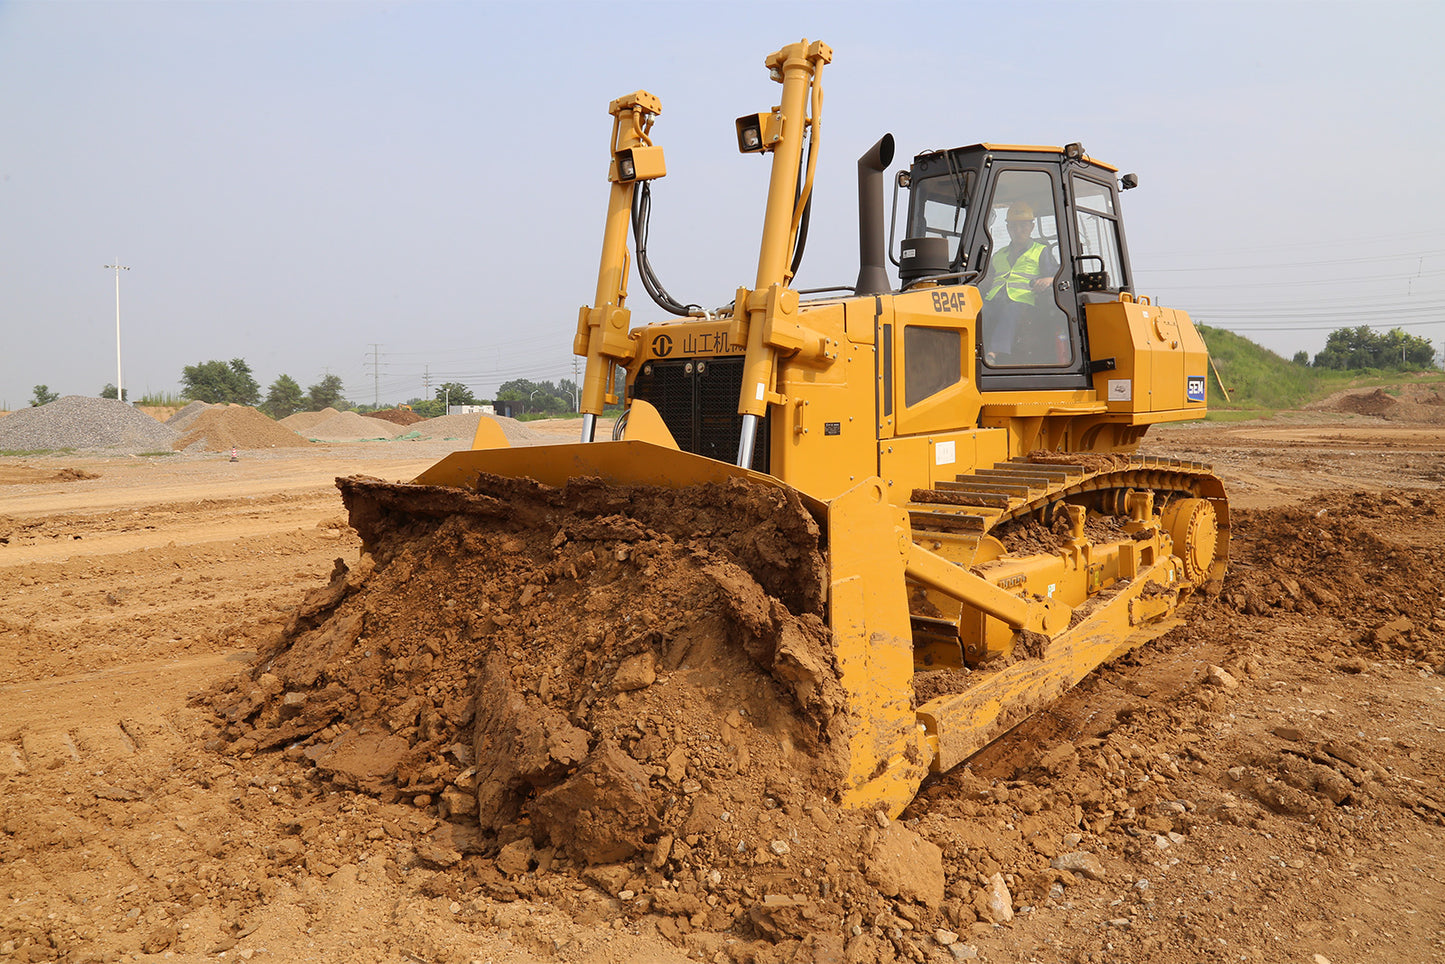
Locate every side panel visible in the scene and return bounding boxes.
[1085,299,1210,421]
[771,302,881,501]
[878,428,1010,499]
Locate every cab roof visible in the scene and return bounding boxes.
[913,143,1121,173]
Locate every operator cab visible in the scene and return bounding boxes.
[899,143,1135,392]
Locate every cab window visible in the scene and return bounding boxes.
[1072,177,1126,289]
[908,171,974,265]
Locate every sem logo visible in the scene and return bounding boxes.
[1187,376,1206,402]
[651,333,673,357]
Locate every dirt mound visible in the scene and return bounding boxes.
[1340,388,1397,417]
[0,465,100,485]
[1307,384,1445,423]
[1221,489,1445,661]
[173,405,314,452]
[209,473,963,953]
[301,410,398,441]
[365,408,426,426]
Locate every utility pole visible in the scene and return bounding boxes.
[572,356,580,411]
[367,344,383,406]
[423,365,431,401]
[104,260,130,401]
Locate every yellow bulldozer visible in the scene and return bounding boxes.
[343,39,1227,818]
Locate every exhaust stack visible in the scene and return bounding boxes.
[854,134,895,296]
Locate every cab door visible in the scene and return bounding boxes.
[973,164,1090,392]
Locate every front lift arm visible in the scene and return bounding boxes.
[574,91,666,442]
[730,39,837,467]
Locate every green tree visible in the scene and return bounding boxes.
[1291,351,1309,367]
[30,385,59,407]
[181,358,261,405]
[306,374,349,411]
[100,383,129,401]
[1314,326,1435,371]
[261,374,305,419]
[435,382,477,407]
[497,378,571,416]
[407,397,444,418]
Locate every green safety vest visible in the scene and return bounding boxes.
[986,241,1047,305]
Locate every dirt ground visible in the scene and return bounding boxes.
[2,413,1443,963]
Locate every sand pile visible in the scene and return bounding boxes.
[365,408,426,426]
[208,472,963,957]
[279,408,341,433]
[0,396,178,452]
[301,410,398,442]
[135,404,180,423]
[173,406,314,452]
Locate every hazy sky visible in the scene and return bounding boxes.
[3,1,1442,409]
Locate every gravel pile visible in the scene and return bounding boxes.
[165,401,216,432]
[0,396,179,452]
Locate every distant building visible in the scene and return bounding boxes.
[446,404,495,416]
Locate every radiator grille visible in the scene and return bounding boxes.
[630,357,769,473]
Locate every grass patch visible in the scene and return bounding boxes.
[136,451,177,458]
[1197,326,1443,412]
[0,448,76,457]
[135,392,189,407]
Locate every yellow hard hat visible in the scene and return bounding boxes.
[1007,202,1035,222]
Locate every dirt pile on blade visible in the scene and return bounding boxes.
[208,471,953,954]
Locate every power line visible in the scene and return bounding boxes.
[1202,318,1445,333]
[366,344,384,406]
[1146,248,1445,273]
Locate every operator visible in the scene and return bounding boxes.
[982,202,1058,363]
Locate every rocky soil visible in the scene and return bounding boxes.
[0,410,1442,963]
